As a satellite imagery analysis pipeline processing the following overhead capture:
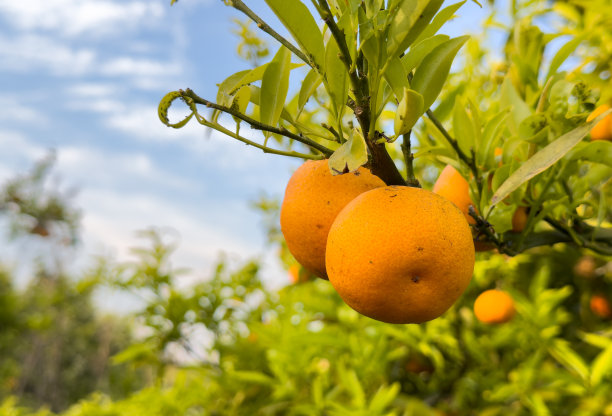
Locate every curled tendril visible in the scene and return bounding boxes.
[158,91,195,129]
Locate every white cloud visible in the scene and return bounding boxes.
[0,0,165,38]
[0,34,96,75]
[100,57,181,77]
[0,96,49,125]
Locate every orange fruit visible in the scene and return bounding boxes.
[590,294,612,319]
[433,165,477,224]
[288,264,300,284]
[587,104,612,141]
[511,206,528,233]
[474,289,515,324]
[280,160,385,279]
[326,186,475,324]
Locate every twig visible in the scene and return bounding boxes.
[227,0,313,68]
[181,89,333,156]
[400,132,420,188]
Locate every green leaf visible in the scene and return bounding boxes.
[324,36,349,119]
[500,77,532,135]
[158,91,193,128]
[548,339,589,382]
[260,46,292,138]
[453,96,477,156]
[394,88,424,136]
[264,0,325,70]
[298,69,322,114]
[383,55,410,101]
[230,85,251,130]
[368,383,400,413]
[491,109,612,205]
[230,370,274,385]
[414,1,466,45]
[358,7,380,72]
[389,0,445,57]
[411,35,469,111]
[328,129,368,174]
[387,0,431,59]
[546,35,584,81]
[401,34,449,75]
[569,140,612,165]
[591,343,612,386]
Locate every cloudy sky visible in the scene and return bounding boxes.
[0,0,492,306]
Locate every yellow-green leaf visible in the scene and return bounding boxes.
[329,129,368,174]
[260,46,292,138]
[324,36,349,119]
[394,88,424,136]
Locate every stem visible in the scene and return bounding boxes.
[401,132,420,187]
[193,111,325,160]
[182,89,333,156]
[316,0,405,186]
[227,0,313,68]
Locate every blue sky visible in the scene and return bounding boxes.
[0,0,494,302]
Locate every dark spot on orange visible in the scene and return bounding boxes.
[316,224,323,229]
[412,276,420,283]
[369,260,373,264]
[390,194,397,198]
[417,247,423,251]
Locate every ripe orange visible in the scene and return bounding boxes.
[511,206,528,233]
[474,289,515,324]
[590,294,612,319]
[326,186,475,324]
[433,165,477,224]
[587,104,612,141]
[288,264,300,284]
[280,160,385,279]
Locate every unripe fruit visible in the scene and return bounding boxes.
[474,289,515,324]
[326,186,475,324]
[280,160,385,279]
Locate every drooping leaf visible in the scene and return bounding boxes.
[328,129,368,174]
[324,36,349,119]
[491,109,612,205]
[411,35,469,111]
[298,68,323,114]
[394,88,424,136]
[264,0,325,71]
[260,46,292,138]
[401,34,449,74]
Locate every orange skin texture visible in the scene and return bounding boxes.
[587,104,612,141]
[474,290,515,324]
[326,186,475,324]
[433,165,477,225]
[280,160,385,279]
[590,294,612,319]
[511,206,528,233]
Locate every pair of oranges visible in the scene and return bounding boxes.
[280,160,475,324]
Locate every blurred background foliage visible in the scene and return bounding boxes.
[1,0,612,414]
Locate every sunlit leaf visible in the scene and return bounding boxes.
[260,46,292,138]
[324,36,349,119]
[328,129,368,174]
[394,88,424,136]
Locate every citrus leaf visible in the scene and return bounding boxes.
[264,0,325,71]
[324,36,349,119]
[500,77,532,135]
[591,344,612,387]
[387,0,431,59]
[548,339,589,382]
[158,91,193,128]
[389,0,445,57]
[414,1,466,45]
[383,55,410,101]
[260,46,292,138]
[401,34,449,75]
[328,129,368,174]
[298,68,322,114]
[453,96,477,156]
[545,35,584,81]
[368,383,400,413]
[411,35,469,111]
[394,88,424,136]
[490,109,612,205]
[569,140,612,165]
